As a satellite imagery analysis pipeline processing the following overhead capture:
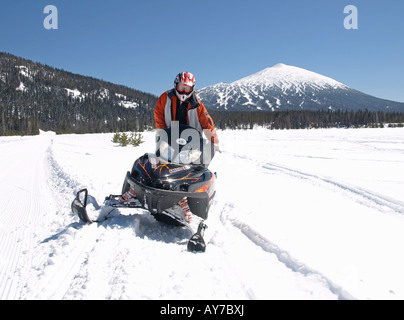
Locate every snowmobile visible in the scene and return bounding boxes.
[71,124,216,252]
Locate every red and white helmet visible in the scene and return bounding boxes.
[174,72,196,102]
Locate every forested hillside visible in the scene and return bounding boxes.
[0,52,157,135]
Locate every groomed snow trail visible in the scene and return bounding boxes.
[0,132,57,299]
[1,128,404,300]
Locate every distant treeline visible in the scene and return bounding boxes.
[2,106,404,136]
[209,109,404,130]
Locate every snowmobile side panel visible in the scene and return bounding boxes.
[124,171,213,220]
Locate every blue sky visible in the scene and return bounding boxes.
[1,0,403,102]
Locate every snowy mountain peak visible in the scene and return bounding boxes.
[272,63,287,68]
[234,63,347,90]
[197,63,404,112]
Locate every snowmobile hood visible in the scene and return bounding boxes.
[131,153,214,195]
[150,162,199,179]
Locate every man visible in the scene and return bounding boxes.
[120,72,219,219]
[154,71,220,151]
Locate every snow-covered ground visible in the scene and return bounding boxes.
[1,127,404,300]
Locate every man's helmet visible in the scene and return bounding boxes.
[174,72,196,102]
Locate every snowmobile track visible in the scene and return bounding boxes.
[226,151,404,215]
[262,161,404,215]
[32,224,101,299]
[219,201,355,300]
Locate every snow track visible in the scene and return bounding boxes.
[1,128,404,300]
[262,161,404,215]
[219,202,353,300]
[0,133,55,299]
[31,223,100,299]
[231,153,404,216]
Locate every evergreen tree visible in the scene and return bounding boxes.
[112,130,121,143]
[119,132,129,146]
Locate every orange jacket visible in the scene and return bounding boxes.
[154,89,219,145]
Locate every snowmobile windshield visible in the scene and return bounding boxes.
[155,124,207,165]
[159,141,202,164]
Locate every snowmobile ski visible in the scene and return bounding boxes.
[71,188,209,252]
[187,221,208,253]
[71,189,144,223]
[71,188,91,223]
